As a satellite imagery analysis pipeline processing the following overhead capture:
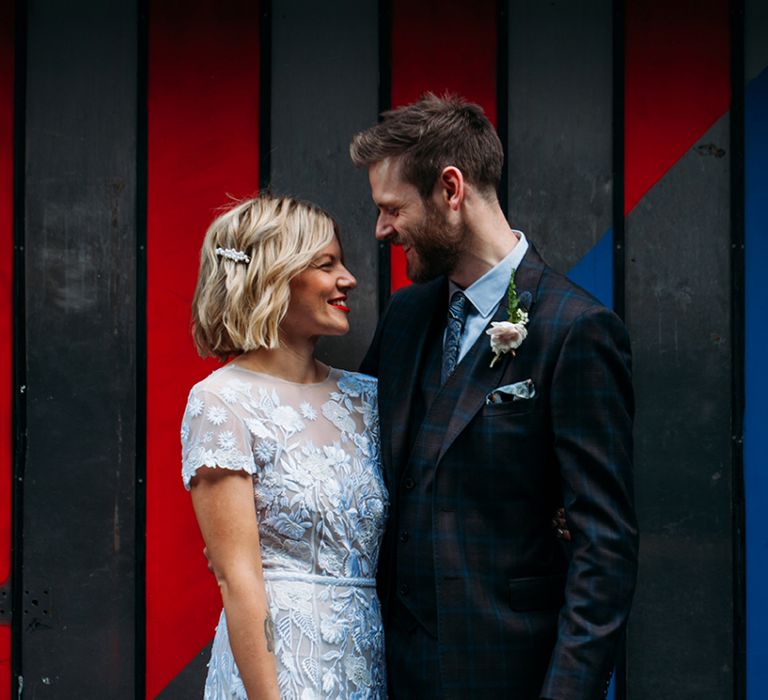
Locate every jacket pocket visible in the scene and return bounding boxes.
[509,573,565,611]
[481,399,539,418]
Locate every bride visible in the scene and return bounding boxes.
[180,195,388,699]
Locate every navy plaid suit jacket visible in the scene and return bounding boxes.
[360,245,638,700]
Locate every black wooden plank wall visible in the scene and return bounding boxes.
[6,1,753,698]
[269,0,380,371]
[19,0,138,695]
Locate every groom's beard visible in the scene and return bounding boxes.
[405,202,468,283]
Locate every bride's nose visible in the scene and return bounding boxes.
[338,265,357,290]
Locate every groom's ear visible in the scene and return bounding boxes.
[437,166,464,211]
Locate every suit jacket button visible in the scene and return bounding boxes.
[404,477,415,490]
[399,530,410,543]
[399,583,409,596]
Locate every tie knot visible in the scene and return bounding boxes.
[448,291,468,321]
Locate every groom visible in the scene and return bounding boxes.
[352,94,638,700]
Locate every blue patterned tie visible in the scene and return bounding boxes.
[441,291,469,384]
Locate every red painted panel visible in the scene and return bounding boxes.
[390,0,497,292]
[0,0,13,697]
[146,1,260,696]
[625,0,730,214]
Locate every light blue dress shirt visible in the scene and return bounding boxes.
[446,230,529,364]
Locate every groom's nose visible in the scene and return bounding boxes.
[375,213,394,242]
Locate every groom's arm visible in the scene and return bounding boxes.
[540,306,638,700]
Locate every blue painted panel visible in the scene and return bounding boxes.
[746,65,768,700]
[567,228,614,308]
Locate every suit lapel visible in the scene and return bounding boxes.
[435,245,546,463]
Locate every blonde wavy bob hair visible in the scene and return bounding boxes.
[192,195,338,360]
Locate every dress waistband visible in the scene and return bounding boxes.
[262,570,376,587]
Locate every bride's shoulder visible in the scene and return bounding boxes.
[185,363,255,398]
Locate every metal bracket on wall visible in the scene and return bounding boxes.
[23,586,52,631]
[0,581,9,623]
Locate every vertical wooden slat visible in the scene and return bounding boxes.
[624,2,733,698]
[730,6,745,699]
[269,0,380,371]
[506,0,613,277]
[744,1,768,697]
[624,0,730,215]
[145,1,261,696]
[21,0,138,694]
[0,1,14,696]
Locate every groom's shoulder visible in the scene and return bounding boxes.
[533,257,624,332]
[540,263,602,311]
[384,277,443,314]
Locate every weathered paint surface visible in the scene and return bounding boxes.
[627,114,733,699]
[507,0,613,274]
[21,0,139,695]
[0,0,13,696]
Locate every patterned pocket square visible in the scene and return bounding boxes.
[485,378,536,405]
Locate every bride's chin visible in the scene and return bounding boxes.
[316,324,351,338]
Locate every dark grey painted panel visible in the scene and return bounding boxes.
[269,0,379,371]
[22,0,137,695]
[506,0,613,272]
[157,642,211,698]
[625,116,732,700]
[746,0,768,83]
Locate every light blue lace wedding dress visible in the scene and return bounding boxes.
[181,364,388,699]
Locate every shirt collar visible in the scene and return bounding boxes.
[448,230,529,318]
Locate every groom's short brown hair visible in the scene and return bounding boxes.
[349,93,503,200]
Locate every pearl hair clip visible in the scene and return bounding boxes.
[215,247,251,264]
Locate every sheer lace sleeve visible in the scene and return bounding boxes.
[180,387,256,490]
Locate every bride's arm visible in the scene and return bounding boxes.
[190,467,280,700]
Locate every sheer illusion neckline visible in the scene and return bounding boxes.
[224,361,335,387]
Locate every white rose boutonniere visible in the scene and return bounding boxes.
[486,268,529,368]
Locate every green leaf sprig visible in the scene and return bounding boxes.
[507,268,525,324]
